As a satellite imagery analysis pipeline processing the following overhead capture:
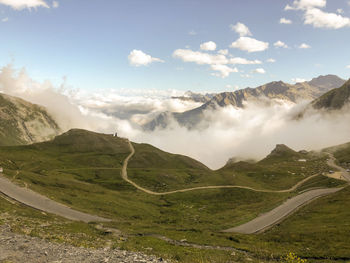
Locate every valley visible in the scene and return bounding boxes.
[2,1,350,262]
[0,129,349,262]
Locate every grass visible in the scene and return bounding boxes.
[127,143,332,193]
[295,175,346,192]
[0,129,348,262]
[254,186,350,260]
[0,194,121,249]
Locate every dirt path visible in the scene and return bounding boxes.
[0,175,110,223]
[122,140,322,195]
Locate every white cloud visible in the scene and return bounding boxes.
[128,50,164,67]
[0,0,49,10]
[133,100,350,169]
[304,8,350,29]
[225,84,240,91]
[4,63,350,170]
[253,68,266,74]
[241,74,252,78]
[2,17,8,22]
[285,0,350,29]
[346,65,350,69]
[299,43,311,49]
[200,41,217,51]
[230,37,269,53]
[266,58,276,63]
[292,77,307,83]
[173,49,228,65]
[52,0,58,8]
[285,0,326,10]
[274,40,288,48]
[211,64,238,78]
[218,49,228,55]
[280,17,292,24]
[337,8,343,14]
[230,22,252,37]
[229,57,262,65]
[173,49,240,78]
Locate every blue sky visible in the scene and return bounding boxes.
[0,0,350,93]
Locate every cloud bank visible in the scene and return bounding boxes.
[0,0,49,10]
[1,64,350,170]
[285,0,350,29]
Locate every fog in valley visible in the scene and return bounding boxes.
[1,64,350,169]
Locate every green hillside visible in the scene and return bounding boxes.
[218,145,337,191]
[0,129,347,262]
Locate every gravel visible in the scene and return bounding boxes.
[0,225,169,263]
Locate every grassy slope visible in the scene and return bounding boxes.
[0,195,120,248]
[255,186,350,260]
[217,145,334,191]
[0,129,347,262]
[127,143,337,192]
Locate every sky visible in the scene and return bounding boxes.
[1,0,350,168]
[0,0,350,94]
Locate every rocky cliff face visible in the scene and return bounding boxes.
[0,93,61,146]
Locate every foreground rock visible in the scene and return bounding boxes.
[0,225,168,263]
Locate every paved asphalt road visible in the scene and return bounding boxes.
[222,187,343,234]
[327,154,350,182]
[0,175,110,223]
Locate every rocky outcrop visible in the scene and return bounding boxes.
[0,93,61,146]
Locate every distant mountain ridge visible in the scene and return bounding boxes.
[312,78,350,110]
[172,91,216,104]
[0,92,61,146]
[145,75,345,130]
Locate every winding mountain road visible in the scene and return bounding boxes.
[0,175,110,223]
[122,140,321,195]
[122,140,348,234]
[222,153,350,234]
[0,139,348,234]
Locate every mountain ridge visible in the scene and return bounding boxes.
[311,78,350,110]
[145,74,345,130]
[0,92,61,146]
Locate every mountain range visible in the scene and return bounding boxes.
[144,75,346,130]
[1,74,349,147]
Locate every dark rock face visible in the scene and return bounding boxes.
[312,79,350,110]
